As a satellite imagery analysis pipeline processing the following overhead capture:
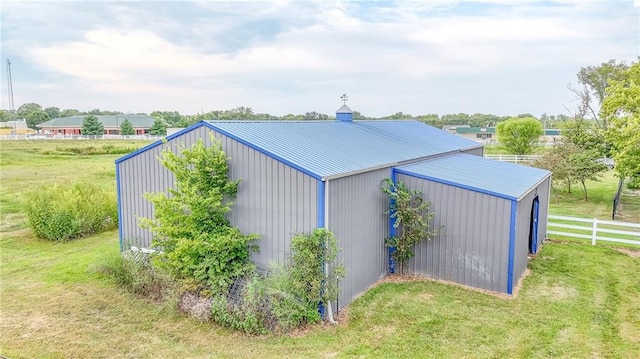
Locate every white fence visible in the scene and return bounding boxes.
[484,154,540,164]
[0,134,164,141]
[547,214,640,246]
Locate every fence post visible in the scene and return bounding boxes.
[591,218,598,245]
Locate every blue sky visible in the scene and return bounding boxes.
[1,0,638,117]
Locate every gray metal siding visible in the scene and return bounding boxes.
[513,176,551,286]
[118,126,318,270]
[119,126,212,249]
[212,131,317,268]
[328,168,390,309]
[398,174,512,293]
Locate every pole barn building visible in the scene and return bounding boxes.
[115,106,551,310]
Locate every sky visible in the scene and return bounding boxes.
[0,0,638,118]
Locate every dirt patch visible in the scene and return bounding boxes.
[535,284,578,301]
[178,291,212,321]
[614,248,640,258]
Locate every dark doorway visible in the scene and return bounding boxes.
[529,196,540,254]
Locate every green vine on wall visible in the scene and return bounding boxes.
[382,178,442,274]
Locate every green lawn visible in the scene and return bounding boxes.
[1,140,639,358]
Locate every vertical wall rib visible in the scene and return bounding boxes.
[398,174,512,293]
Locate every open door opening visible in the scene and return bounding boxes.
[529,196,540,254]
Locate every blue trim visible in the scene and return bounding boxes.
[316,179,327,317]
[317,180,325,228]
[394,167,518,201]
[205,122,322,180]
[116,162,124,252]
[388,168,397,274]
[507,200,517,294]
[115,122,207,164]
[531,196,540,254]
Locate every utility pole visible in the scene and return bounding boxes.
[6,59,16,133]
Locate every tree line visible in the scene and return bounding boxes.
[2,59,637,192]
[2,102,572,131]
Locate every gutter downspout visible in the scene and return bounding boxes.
[324,179,337,324]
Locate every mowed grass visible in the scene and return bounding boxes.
[1,140,640,358]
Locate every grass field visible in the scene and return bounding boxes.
[1,140,640,358]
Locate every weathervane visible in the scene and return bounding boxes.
[341,93,348,105]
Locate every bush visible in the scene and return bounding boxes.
[209,229,345,334]
[627,176,640,190]
[25,182,117,241]
[154,227,258,293]
[98,250,176,303]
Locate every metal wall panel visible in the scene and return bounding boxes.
[513,176,551,285]
[398,174,512,293]
[328,167,390,309]
[118,126,318,270]
[119,126,211,249]
[211,131,318,268]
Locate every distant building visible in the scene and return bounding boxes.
[0,119,33,135]
[444,125,496,144]
[37,115,156,135]
[445,125,561,145]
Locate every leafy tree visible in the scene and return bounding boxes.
[568,149,608,201]
[570,59,628,127]
[496,117,543,155]
[25,110,50,129]
[44,107,60,119]
[120,119,135,136]
[533,143,575,195]
[561,119,606,155]
[60,108,81,117]
[148,118,167,135]
[382,179,441,274]
[82,115,104,135]
[16,102,42,120]
[0,110,10,122]
[601,62,640,180]
[140,137,257,292]
[150,110,183,126]
[534,142,607,200]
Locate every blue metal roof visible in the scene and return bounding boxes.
[205,120,480,179]
[396,154,551,200]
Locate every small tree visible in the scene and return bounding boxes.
[82,115,104,135]
[382,179,441,274]
[148,118,167,135]
[534,142,607,200]
[140,136,257,292]
[496,117,544,155]
[25,110,50,129]
[120,119,135,136]
[568,149,608,201]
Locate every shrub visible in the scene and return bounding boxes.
[25,182,117,241]
[140,137,258,293]
[209,229,346,334]
[627,176,640,190]
[99,250,176,303]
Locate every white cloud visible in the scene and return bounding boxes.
[4,0,638,116]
